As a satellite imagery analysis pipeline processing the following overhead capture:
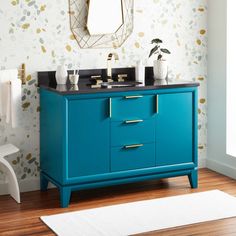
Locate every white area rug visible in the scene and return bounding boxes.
[41,190,236,236]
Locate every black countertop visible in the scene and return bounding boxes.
[38,67,199,95]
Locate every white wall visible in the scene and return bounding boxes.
[207,0,236,178]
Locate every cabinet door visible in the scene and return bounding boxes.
[68,98,110,178]
[156,92,193,166]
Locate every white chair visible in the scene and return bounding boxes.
[0,144,20,203]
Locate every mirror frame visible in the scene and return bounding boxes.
[68,0,134,49]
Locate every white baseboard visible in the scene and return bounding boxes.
[199,158,206,168]
[206,159,236,180]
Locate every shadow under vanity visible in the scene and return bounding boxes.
[38,67,199,208]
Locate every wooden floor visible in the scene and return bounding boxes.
[1,168,236,236]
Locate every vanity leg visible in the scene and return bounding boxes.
[40,174,49,191]
[188,168,198,189]
[60,187,71,208]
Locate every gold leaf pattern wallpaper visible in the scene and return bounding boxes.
[0,0,207,186]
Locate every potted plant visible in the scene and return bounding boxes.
[149,38,171,80]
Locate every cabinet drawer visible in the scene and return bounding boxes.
[111,143,155,172]
[111,95,155,121]
[111,119,155,147]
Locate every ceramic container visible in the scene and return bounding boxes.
[69,74,79,85]
[55,64,68,84]
[153,60,168,80]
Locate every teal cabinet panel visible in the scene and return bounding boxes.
[111,95,155,121]
[156,92,193,166]
[68,98,110,178]
[111,119,155,147]
[40,89,64,184]
[111,143,156,172]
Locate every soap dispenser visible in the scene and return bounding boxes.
[56,60,68,85]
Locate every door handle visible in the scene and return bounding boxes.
[109,98,112,118]
[156,95,159,114]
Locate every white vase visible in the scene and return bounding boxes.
[153,60,168,80]
[55,64,68,84]
[135,60,145,84]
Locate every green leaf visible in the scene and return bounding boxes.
[160,48,171,54]
[149,45,158,58]
[151,38,163,44]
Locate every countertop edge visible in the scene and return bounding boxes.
[40,82,200,95]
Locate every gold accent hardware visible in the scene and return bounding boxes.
[118,74,128,78]
[117,74,127,82]
[125,95,143,99]
[156,95,159,113]
[91,84,101,88]
[91,75,102,79]
[18,63,26,85]
[109,98,112,118]
[125,119,143,124]
[117,74,128,81]
[107,78,114,83]
[107,52,119,78]
[124,144,144,149]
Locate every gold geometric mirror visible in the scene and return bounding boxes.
[68,0,134,49]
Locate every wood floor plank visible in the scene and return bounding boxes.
[1,168,236,235]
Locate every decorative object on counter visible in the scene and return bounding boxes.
[68,0,134,49]
[55,61,68,85]
[69,70,79,85]
[69,85,79,91]
[154,79,167,86]
[135,60,145,84]
[149,38,171,80]
[69,75,79,85]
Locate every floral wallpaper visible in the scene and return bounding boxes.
[0,0,207,187]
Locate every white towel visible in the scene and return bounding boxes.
[0,69,22,128]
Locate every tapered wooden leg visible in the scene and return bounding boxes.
[40,174,49,191]
[188,168,198,188]
[60,187,71,208]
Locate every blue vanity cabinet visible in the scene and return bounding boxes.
[40,86,198,208]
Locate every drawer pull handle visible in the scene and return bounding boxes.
[125,119,143,124]
[109,98,112,118]
[125,95,143,99]
[124,144,144,149]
